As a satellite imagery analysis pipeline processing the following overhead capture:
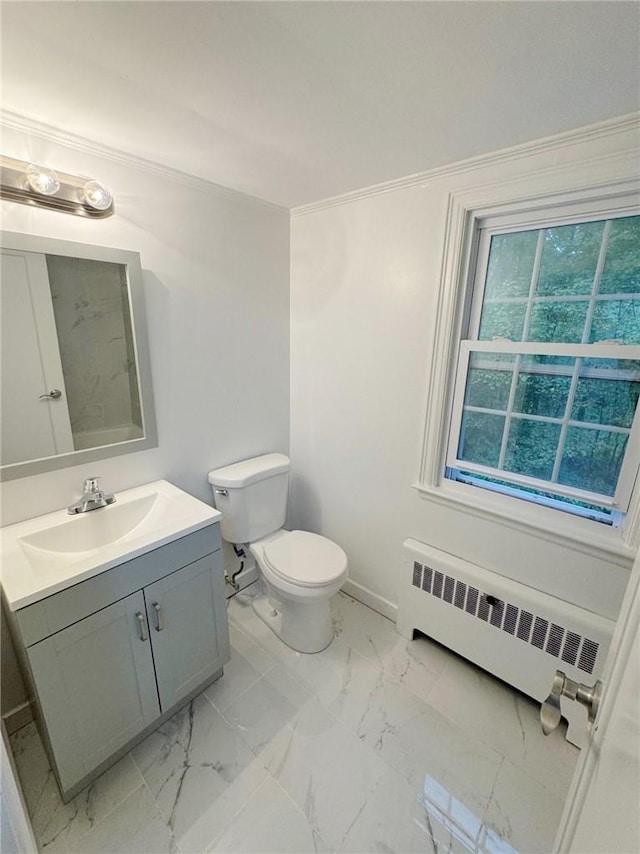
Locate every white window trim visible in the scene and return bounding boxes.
[414,171,640,566]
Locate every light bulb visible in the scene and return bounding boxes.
[25,164,60,195]
[82,180,113,211]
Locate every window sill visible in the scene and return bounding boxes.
[412,479,635,568]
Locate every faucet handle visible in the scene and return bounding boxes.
[83,477,101,493]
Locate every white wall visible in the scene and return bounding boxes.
[0,125,290,524]
[290,119,639,623]
[0,123,290,711]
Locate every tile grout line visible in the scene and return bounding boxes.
[65,754,165,851]
[58,780,148,853]
[201,774,273,854]
[416,673,576,800]
[13,730,152,854]
[204,662,277,717]
[266,773,335,854]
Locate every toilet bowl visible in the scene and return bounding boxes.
[250,529,347,653]
[208,453,348,654]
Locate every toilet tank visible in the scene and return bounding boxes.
[207,453,290,544]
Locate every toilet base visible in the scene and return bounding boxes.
[252,588,334,654]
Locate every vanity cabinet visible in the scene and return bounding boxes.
[27,591,161,790]
[9,523,229,801]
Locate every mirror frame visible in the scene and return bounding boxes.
[1,232,158,481]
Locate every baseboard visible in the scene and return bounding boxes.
[342,578,398,624]
[2,701,33,735]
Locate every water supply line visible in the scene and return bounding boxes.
[225,544,246,593]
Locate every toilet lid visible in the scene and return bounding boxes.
[263,530,347,587]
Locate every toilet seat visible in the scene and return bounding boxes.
[262,530,347,588]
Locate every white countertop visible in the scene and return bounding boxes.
[1,480,221,611]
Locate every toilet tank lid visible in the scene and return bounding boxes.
[208,453,290,488]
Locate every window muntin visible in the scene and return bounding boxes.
[446,213,640,522]
[476,216,640,345]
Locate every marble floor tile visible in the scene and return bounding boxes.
[205,624,275,712]
[260,699,391,851]
[482,758,564,854]
[332,594,449,704]
[316,658,503,821]
[222,664,315,755]
[131,693,266,854]
[382,631,452,703]
[336,763,516,854]
[9,722,51,817]
[331,593,401,667]
[10,588,579,854]
[283,635,382,711]
[208,776,331,854]
[337,766,440,854]
[426,653,579,798]
[10,722,144,853]
[227,590,299,664]
[228,620,277,672]
[66,783,176,854]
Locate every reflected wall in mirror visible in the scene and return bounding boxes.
[0,233,157,481]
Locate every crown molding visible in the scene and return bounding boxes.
[4,110,637,218]
[0,110,288,214]
[291,112,640,217]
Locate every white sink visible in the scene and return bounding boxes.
[1,480,221,610]
[20,493,158,555]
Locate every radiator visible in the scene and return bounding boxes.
[397,538,615,747]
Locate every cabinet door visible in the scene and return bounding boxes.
[145,552,230,711]
[27,591,159,793]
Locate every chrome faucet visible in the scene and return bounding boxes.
[68,477,116,514]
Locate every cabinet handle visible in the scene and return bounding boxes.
[152,602,165,632]
[135,611,149,642]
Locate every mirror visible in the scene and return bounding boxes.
[0,232,157,481]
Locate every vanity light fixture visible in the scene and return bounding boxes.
[25,163,60,196]
[0,155,114,218]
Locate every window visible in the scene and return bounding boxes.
[445,212,640,525]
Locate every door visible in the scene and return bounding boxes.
[0,248,73,464]
[553,544,640,853]
[27,591,160,794]
[144,552,230,711]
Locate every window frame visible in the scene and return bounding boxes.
[446,341,640,512]
[415,176,640,561]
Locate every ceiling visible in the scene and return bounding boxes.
[1,1,639,209]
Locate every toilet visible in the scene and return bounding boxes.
[208,453,347,653]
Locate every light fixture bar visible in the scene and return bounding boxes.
[0,155,114,218]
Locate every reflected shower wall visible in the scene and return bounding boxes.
[46,255,143,451]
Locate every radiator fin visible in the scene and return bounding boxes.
[531,617,549,650]
[503,604,518,636]
[422,565,433,593]
[433,571,444,599]
[443,576,455,604]
[578,639,599,675]
[454,581,467,610]
[410,561,598,675]
[561,632,581,667]
[466,586,479,616]
[546,624,565,658]
[517,610,533,643]
[489,601,504,629]
[412,562,423,588]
